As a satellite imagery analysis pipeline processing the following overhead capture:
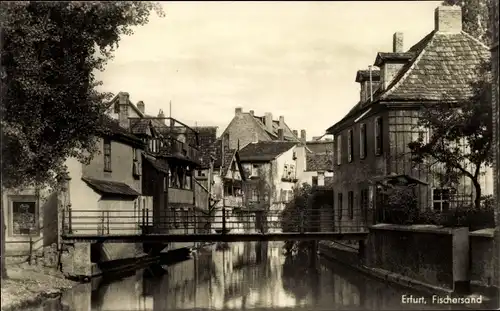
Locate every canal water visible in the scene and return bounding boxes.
[26,242,471,311]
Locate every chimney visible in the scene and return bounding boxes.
[374,32,412,90]
[158,109,166,125]
[292,130,298,137]
[118,92,130,129]
[393,32,404,53]
[249,110,254,116]
[253,132,258,143]
[137,101,145,114]
[279,115,285,130]
[264,112,273,132]
[355,69,381,103]
[435,6,462,33]
[300,129,306,142]
[235,107,243,115]
[277,129,284,140]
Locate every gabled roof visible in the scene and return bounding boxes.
[305,140,333,154]
[221,112,301,143]
[327,29,490,134]
[82,177,140,198]
[239,141,297,162]
[107,92,145,118]
[212,140,246,180]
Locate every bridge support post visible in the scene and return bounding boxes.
[222,207,226,234]
[309,240,318,268]
[358,239,365,265]
[61,243,92,279]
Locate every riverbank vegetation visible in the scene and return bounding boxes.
[280,183,333,255]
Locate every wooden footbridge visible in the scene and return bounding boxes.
[60,207,369,244]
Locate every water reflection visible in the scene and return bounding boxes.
[49,241,468,311]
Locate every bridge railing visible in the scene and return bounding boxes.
[62,207,369,236]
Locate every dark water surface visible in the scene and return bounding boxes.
[24,242,476,311]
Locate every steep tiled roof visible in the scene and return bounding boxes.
[239,141,296,162]
[252,115,300,142]
[381,31,489,101]
[82,177,140,197]
[306,153,333,172]
[327,29,490,134]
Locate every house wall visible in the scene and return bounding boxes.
[332,112,388,231]
[274,147,303,210]
[82,137,141,193]
[387,109,493,211]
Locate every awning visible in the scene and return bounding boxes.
[82,177,140,198]
[144,155,169,174]
[371,174,428,186]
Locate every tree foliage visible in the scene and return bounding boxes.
[0,1,164,189]
[408,62,492,209]
[0,1,163,280]
[442,0,492,46]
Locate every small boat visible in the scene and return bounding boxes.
[215,228,231,234]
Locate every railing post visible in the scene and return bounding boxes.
[222,207,226,234]
[68,208,73,234]
[107,211,110,234]
[146,209,149,228]
[142,208,145,227]
[300,210,305,234]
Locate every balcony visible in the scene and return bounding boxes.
[223,195,243,208]
[130,117,201,166]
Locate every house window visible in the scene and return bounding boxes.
[103,139,112,172]
[348,191,354,219]
[338,193,343,220]
[433,188,451,212]
[374,117,383,156]
[360,123,367,159]
[336,135,342,165]
[11,197,38,236]
[197,170,206,177]
[347,129,353,163]
[312,176,318,186]
[251,189,259,203]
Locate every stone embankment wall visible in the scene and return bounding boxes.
[320,224,498,295]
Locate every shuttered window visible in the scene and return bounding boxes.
[336,135,342,165]
[374,117,383,156]
[360,123,367,159]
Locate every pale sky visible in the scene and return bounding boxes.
[97,1,442,139]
